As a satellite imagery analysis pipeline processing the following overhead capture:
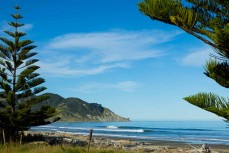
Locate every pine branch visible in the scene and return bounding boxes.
[138,0,229,56]
[18,40,34,49]
[4,31,26,38]
[8,22,24,28]
[184,92,229,120]
[18,59,38,69]
[11,14,23,20]
[186,0,229,17]
[0,44,12,60]
[20,65,40,78]
[0,37,14,50]
[205,59,229,88]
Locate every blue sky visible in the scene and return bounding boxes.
[0,0,228,121]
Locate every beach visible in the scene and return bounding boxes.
[31,121,229,145]
[28,121,229,152]
[24,131,229,153]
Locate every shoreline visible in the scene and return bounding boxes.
[25,131,229,153]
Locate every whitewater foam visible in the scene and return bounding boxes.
[95,128,144,133]
[107,125,118,129]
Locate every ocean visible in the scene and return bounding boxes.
[30,120,229,145]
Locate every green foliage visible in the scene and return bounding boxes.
[184,93,229,120]
[0,6,59,142]
[205,60,229,88]
[138,0,229,120]
[138,0,229,56]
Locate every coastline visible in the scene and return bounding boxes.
[25,131,229,153]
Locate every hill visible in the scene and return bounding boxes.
[35,93,130,122]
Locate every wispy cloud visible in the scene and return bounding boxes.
[74,81,139,93]
[181,46,216,67]
[46,30,181,63]
[38,29,182,77]
[38,61,129,77]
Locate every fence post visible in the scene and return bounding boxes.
[20,131,23,145]
[2,129,5,145]
[86,129,93,153]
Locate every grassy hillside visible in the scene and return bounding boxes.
[34,93,129,122]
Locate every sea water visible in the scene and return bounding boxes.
[30,120,229,145]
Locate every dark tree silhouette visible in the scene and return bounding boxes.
[0,6,59,142]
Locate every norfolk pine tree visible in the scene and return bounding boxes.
[138,1,229,120]
[0,6,59,142]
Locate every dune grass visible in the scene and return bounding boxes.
[0,144,138,153]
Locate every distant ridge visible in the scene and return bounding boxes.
[36,93,130,122]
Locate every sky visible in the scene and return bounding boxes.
[0,0,228,121]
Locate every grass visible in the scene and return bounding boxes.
[0,144,139,153]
